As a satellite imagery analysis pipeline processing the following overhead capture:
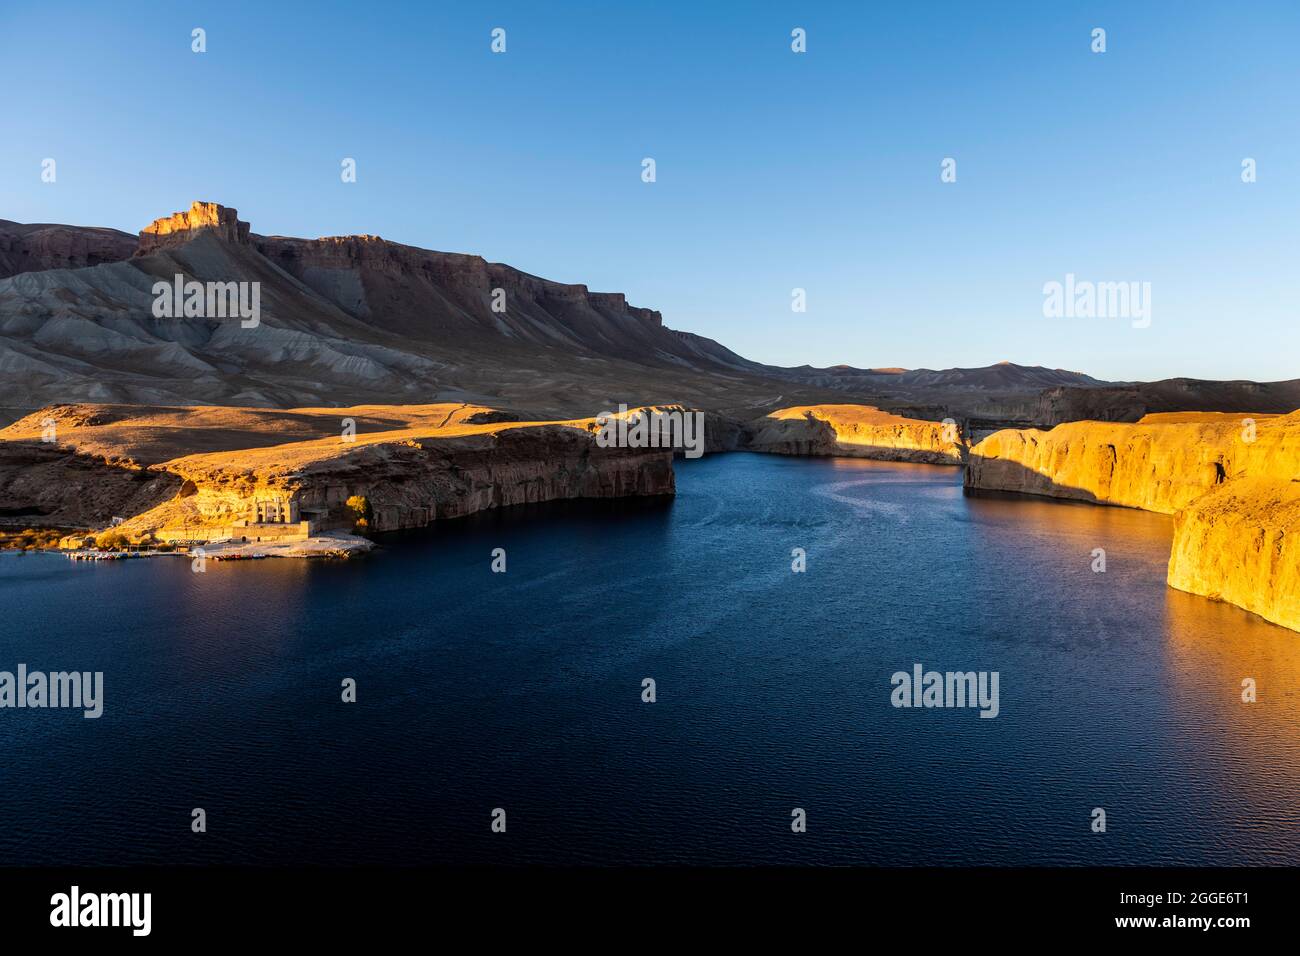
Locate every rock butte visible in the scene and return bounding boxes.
[967,411,1300,632]
[136,200,250,254]
[747,405,964,464]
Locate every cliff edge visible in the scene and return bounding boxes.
[967,411,1300,631]
[964,413,1295,513]
[1168,478,1300,632]
[0,403,675,552]
[747,405,964,464]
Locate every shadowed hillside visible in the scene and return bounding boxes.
[5,202,1295,432]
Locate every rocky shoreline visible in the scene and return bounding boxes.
[4,401,1298,633]
[744,404,965,464]
[0,403,679,560]
[0,401,959,561]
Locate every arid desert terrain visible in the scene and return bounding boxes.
[1,201,1297,631]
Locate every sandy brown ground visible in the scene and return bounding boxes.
[0,401,703,545]
[0,402,546,466]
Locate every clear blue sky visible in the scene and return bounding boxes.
[2,0,1297,382]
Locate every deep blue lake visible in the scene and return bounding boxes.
[2,453,1298,865]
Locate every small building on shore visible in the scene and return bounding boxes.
[229,493,313,542]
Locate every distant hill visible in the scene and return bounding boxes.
[0,218,136,276]
[1037,378,1300,425]
[0,201,785,417]
[786,361,1104,391]
[776,361,1111,422]
[3,201,1294,428]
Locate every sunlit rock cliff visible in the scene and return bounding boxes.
[147,422,673,539]
[967,411,1300,631]
[964,412,1297,513]
[747,405,965,464]
[136,201,251,254]
[1167,477,1300,632]
[0,404,674,547]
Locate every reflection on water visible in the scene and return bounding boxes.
[1160,588,1300,859]
[0,453,1296,865]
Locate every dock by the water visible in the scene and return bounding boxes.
[64,550,159,562]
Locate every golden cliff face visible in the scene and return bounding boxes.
[1167,478,1300,632]
[143,424,673,538]
[0,403,675,548]
[136,201,250,254]
[747,405,964,465]
[965,413,1296,513]
[968,411,1300,632]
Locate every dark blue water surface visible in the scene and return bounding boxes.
[2,453,1298,865]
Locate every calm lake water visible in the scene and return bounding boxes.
[2,453,1298,865]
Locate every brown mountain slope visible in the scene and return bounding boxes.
[1037,378,1300,425]
[0,202,828,418]
[5,201,1292,430]
[0,219,136,276]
